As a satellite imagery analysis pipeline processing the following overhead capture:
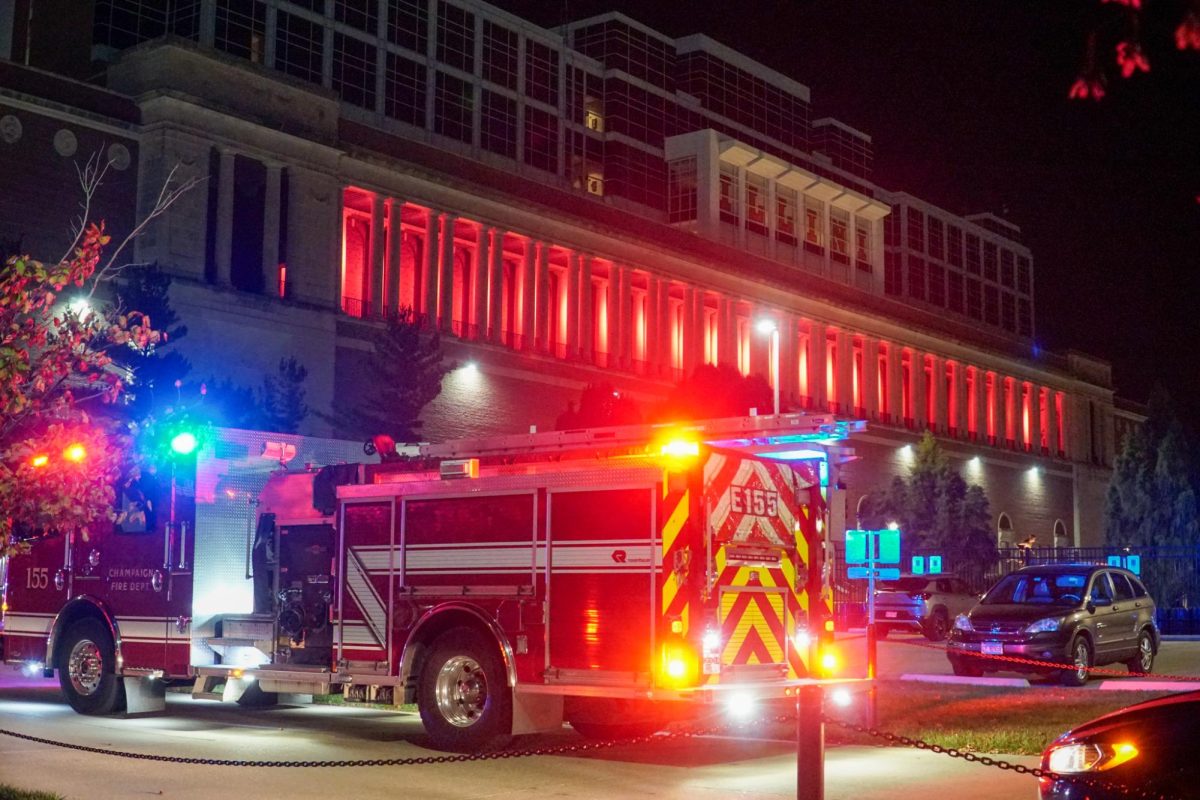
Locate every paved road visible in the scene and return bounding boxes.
[0,674,1039,800]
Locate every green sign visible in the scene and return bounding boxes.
[845,529,901,565]
[911,556,925,575]
[878,529,900,564]
[846,530,868,565]
[928,555,943,573]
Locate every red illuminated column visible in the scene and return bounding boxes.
[973,368,989,443]
[577,253,593,360]
[932,356,948,434]
[654,277,670,373]
[911,350,928,430]
[835,329,853,415]
[565,250,580,359]
[215,147,235,286]
[1045,388,1059,458]
[438,215,457,333]
[487,228,504,343]
[808,322,827,412]
[534,242,551,352]
[780,313,799,407]
[642,273,657,372]
[862,337,879,420]
[421,208,440,327]
[996,376,1011,448]
[370,193,386,319]
[519,239,535,350]
[718,295,736,367]
[385,198,405,317]
[681,285,697,376]
[471,224,490,340]
[1029,383,1043,455]
[952,361,968,439]
[886,342,903,426]
[617,265,632,367]
[262,163,283,298]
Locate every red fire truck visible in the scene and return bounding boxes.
[0,414,860,750]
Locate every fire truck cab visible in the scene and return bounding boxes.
[1,415,860,751]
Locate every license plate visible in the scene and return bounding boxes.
[981,641,1004,656]
[884,611,898,618]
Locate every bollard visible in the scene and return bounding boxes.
[796,684,824,800]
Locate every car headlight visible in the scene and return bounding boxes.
[953,613,973,632]
[1046,742,1139,773]
[1024,617,1061,634]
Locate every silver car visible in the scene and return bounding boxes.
[874,573,978,640]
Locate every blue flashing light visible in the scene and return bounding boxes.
[761,448,827,461]
[818,459,829,487]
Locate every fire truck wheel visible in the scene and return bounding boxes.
[418,627,512,752]
[57,619,126,715]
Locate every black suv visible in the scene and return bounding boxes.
[946,564,1158,686]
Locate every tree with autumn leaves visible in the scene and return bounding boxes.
[0,157,196,556]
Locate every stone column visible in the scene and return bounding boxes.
[995,375,1010,448]
[932,356,948,434]
[657,280,672,374]
[1028,383,1043,454]
[617,266,631,367]
[780,313,799,406]
[606,266,620,366]
[972,368,988,443]
[370,193,386,318]
[215,148,235,286]
[862,337,879,420]
[682,286,699,376]
[835,329,853,415]
[1046,388,1060,457]
[262,163,282,297]
[578,255,593,361]
[438,214,457,333]
[887,342,903,425]
[644,275,659,373]
[534,242,550,352]
[421,209,440,328]
[519,239,535,350]
[565,251,580,359]
[952,361,968,439]
[809,322,827,412]
[718,296,736,368]
[912,351,928,431]
[488,229,504,343]
[386,198,405,316]
[472,225,490,340]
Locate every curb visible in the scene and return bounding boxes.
[1098,680,1200,692]
[899,673,1030,688]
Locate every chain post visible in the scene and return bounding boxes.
[796,684,825,800]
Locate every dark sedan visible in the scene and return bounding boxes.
[1039,691,1200,799]
[945,564,1157,685]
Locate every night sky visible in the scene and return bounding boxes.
[499,0,1200,424]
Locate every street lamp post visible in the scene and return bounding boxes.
[756,318,780,415]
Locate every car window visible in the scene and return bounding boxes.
[1111,573,1136,602]
[1130,577,1150,599]
[982,572,1088,605]
[1090,573,1114,603]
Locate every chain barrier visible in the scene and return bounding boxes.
[821,715,1179,800]
[889,636,1200,681]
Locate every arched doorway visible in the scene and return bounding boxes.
[1053,519,1068,549]
[997,513,1015,547]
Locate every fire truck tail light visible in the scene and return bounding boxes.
[660,642,699,686]
[818,647,840,676]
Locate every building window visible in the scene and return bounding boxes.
[719,165,738,224]
[1001,292,1016,332]
[436,2,474,73]
[482,20,518,90]
[804,195,824,251]
[906,208,924,252]
[984,285,1000,326]
[928,216,944,261]
[335,0,377,33]
[584,99,604,132]
[215,0,265,64]
[385,54,427,126]
[884,251,902,296]
[745,175,768,234]
[667,157,698,223]
[983,241,999,282]
[670,297,685,372]
[928,263,945,306]
[480,90,517,158]
[907,256,926,302]
[947,225,963,267]
[948,271,964,313]
[333,32,377,110]
[830,208,849,263]
[965,234,980,274]
[1053,519,1068,545]
[884,210,898,246]
[966,277,982,319]
[854,217,871,270]
[1017,256,1031,295]
[1018,298,1032,337]
[524,105,558,173]
[1001,249,1016,288]
[434,71,473,143]
[276,11,324,85]
[387,0,428,53]
[777,187,798,244]
[525,39,560,106]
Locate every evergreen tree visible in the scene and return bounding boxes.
[259,357,309,434]
[325,308,453,442]
[111,264,190,422]
[859,431,998,587]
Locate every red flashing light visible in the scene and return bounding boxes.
[64,443,87,463]
[30,454,49,468]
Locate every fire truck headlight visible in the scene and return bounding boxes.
[724,691,757,720]
[831,688,852,708]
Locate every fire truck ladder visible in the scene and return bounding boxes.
[418,413,864,461]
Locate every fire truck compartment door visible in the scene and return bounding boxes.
[718,582,789,678]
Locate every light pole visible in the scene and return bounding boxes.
[756,318,780,415]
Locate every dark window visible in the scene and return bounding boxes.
[215,0,265,63]
[385,53,426,126]
[387,0,427,52]
[906,208,924,252]
[928,263,945,307]
[1130,577,1150,599]
[1001,249,1015,288]
[1090,573,1115,603]
[947,225,963,267]
[966,277,982,319]
[482,20,518,90]
[333,32,377,109]
[983,241,999,282]
[667,157,698,223]
[480,89,517,158]
[523,105,557,173]
[436,1,474,73]
[965,233,981,274]
[525,40,560,106]
[1017,256,1031,294]
[884,251,902,296]
[884,210,898,247]
[1001,292,1015,331]
[984,285,999,325]
[907,256,926,302]
[231,155,266,294]
[948,271,964,313]
[1018,298,1032,337]
[928,217,944,261]
[93,0,168,50]
[434,71,473,143]
[335,0,377,33]
[276,11,324,85]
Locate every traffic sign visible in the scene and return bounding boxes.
[1107,555,1123,568]
[1124,555,1141,575]
[911,556,925,575]
[928,555,942,573]
[846,530,868,564]
[845,529,902,565]
[848,567,901,581]
[878,530,900,564]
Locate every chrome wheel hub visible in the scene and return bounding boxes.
[1138,637,1153,671]
[435,655,487,728]
[68,639,104,697]
[1073,642,1089,681]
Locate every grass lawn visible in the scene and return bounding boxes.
[0,786,64,800]
[824,680,1178,755]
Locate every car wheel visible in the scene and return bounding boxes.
[418,627,512,752]
[1124,630,1155,675]
[1060,636,1092,687]
[56,618,126,715]
[923,610,950,641]
[950,657,983,678]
